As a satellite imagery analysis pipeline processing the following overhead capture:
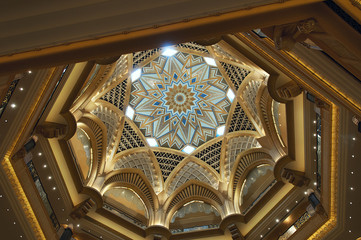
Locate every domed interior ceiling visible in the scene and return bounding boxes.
[70,41,288,231]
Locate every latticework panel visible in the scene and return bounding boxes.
[81,118,104,174]
[104,172,154,209]
[195,141,222,172]
[167,161,218,196]
[220,62,250,91]
[212,44,237,62]
[91,106,121,156]
[153,151,184,182]
[228,102,256,133]
[100,79,128,111]
[114,152,160,193]
[232,152,273,194]
[117,121,145,153]
[243,80,262,128]
[176,42,209,54]
[132,48,160,68]
[100,55,128,92]
[225,136,261,181]
[166,183,222,214]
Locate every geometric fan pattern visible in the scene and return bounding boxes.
[130,52,231,150]
[195,141,223,172]
[153,151,185,182]
[117,121,145,153]
[228,102,256,133]
[220,62,250,91]
[101,78,128,111]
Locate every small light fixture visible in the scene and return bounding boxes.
[38,152,42,156]
[77,224,80,227]
[131,69,142,82]
[13,221,16,224]
[276,219,279,223]
[286,209,289,212]
[10,103,16,108]
[203,57,217,67]
[19,87,24,91]
[162,47,178,57]
[216,125,226,137]
[48,176,52,180]
[352,155,355,158]
[43,164,47,168]
[146,138,158,147]
[28,70,32,74]
[352,137,356,141]
[350,187,354,191]
[125,106,135,120]
[4,119,7,123]
[351,171,354,174]
[52,187,56,190]
[314,182,317,186]
[350,202,353,205]
[227,89,235,102]
[313,133,316,137]
[260,235,263,238]
[313,120,316,124]
[304,191,307,195]
[182,145,196,154]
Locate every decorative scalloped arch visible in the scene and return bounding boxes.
[101,169,159,212]
[113,151,161,194]
[164,180,224,226]
[229,149,274,198]
[166,158,219,196]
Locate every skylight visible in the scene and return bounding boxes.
[162,47,178,57]
[216,125,226,137]
[203,57,217,67]
[227,88,235,102]
[125,106,135,119]
[182,145,196,154]
[131,69,141,82]
[146,138,158,147]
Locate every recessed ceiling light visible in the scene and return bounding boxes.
[20,236,22,238]
[77,224,80,227]
[6,208,9,211]
[350,187,354,190]
[19,87,24,91]
[350,202,352,205]
[314,182,317,186]
[276,219,279,223]
[4,119,7,123]
[216,125,226,137]
[286,209,289,212]
[349,230,352,233]
[313,133,316,137]
[125,106,135,120]
[313,146,317,149]
[10,103,16,108]
[28,70,32,74]
[58,197,60,200]
[295,201,298,203]
[352,155,355,158]
[52,187,56,190]
[349,216,352,219]
[351,171,354,174]
[43,164,47,168]
[203,57,217,67]
[13,221,16,224]
[352,137,356,141]
[62,209,64,211]
[38,152,42,156]
[131,69,141,82]
[313,120,316,124]
[100,236,102,239]
[304,191,307,195]
[48,176,52,180]
[227,89,235,102]
[260,235,263,238]
[146,138,158,147]
[162,47,178,57]
[182,145,196,154]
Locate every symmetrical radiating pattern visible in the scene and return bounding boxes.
[220,62,250,91]
[243,80,262,128]
[117,122,145,153]
[101,79,128,111]
[228,102,256,133]
[101,55,128,92]
[177,42,209,54]
[133,48,160,68]
[166,183,222,213]
[114,152,159,193]
[167,161,218,195]
[130,52,230,149]
[154,151,184,182]
[92,106,121,156]
[195,141,223,172]
[225,136,261,180]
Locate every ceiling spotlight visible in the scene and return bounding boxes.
[349,216,352,219]
[216,125,226,137]
[4,119,7,123]
[203,57,217,67]
[304,191,307,195]
[10,103,16,108]
[125,106,135,120]
[28,70,32,74]
[38,152,42,156]
[182,145,196,154]
[19,87,24,91]
[276,219,279,223]
[146,138,158,147]
[351,171,354,174]
[227,89,235,102]
[352,155,355,158]
[162,47,178,57]
[260,235,263,238]
[295,201,298,203]
[350,202,353,205]
[52,187,56,190]
[43,164,47,168]
[131,69,142,82]
[352,137,356,141]
[77,224,80,227]
[48,176,52,180]
[349,230,352,233]
[313,120,316,124]
[314,182,317,186]
[13,221,16,224]
[350,187,354,191]
[286,209,290,212]
[313,133,316,137]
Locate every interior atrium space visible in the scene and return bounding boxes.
[0,1,361,240]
